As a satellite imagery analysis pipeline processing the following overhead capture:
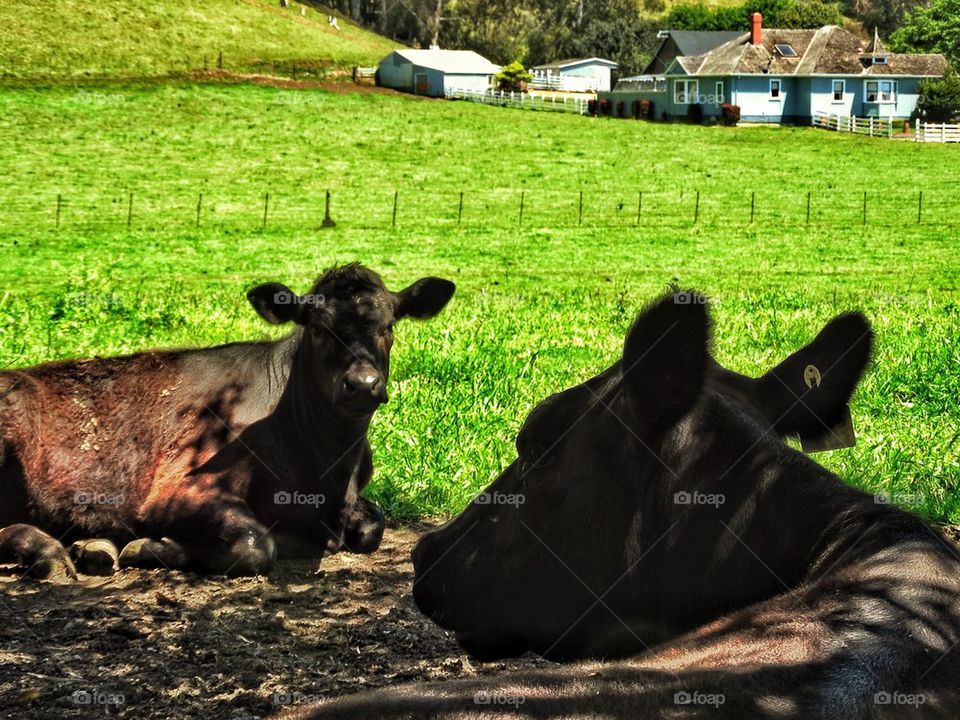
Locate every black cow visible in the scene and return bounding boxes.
[283,290,960,719]
[0,264,455,578]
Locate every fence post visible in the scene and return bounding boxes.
[262,192,269,230]
[636,191,642,225]
[196,193,202,227]
[518,191,524,227]
[806,191,811,224]
[917,190,923,225]
[750,191,755,224]
[322,190,336,228]
[862,191,867,225]
[578,191,583,226]
[942,123,946,143]
[458,191,463,226]
[391,190,398,228]
[127,191,133,228]
[217,50,223,70]
[694,191,700,225]
[869,117,874,136]
[55,193,61,228]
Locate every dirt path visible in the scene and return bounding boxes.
[0,527,551,719]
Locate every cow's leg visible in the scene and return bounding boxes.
[0,524,77,582]
[142,494,277,576]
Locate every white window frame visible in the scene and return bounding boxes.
[865,79,897,104]
[674,79,698,105]
[832,79,845,103]
[769,79,782,100]
[715,80,724,105]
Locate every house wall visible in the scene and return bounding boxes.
[378,52,414,92]
[561,63,613,92]
[730,76,804,122]
[442,73,493,95]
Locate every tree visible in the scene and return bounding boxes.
[495,60,533,90]
[915,71,960,121]
[890,0,960,69]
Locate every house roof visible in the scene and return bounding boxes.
[389,49,500,74]
[668,31,744,57]
[670,26,946,77]
[531,57,618,71]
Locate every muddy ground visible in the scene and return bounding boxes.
[0,527,551,719]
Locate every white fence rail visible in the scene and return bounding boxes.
[915,121,960,143]
[814,113,893,138]
[528,75,599,93]
[445,88,590,115]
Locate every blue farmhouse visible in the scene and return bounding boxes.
[378,49,500,98]
[601,15,947,124]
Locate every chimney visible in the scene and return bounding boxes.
[751,12,763,46]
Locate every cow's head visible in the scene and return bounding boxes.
[412,291,872,661]
[247,264,455,418]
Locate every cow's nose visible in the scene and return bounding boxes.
[342,372,385,402]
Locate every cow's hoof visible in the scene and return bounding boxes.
[0,524,77,583]
[70,539,119,575]
[119,537,187,570]
[221,532,277,576]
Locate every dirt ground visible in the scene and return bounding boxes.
[0,527,552,720]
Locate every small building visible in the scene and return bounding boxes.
[378,49,500,97]
[599,17,946,124]
[530,57,618,92]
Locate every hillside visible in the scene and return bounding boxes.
[0,0,402,81]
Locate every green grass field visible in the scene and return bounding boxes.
[0,0,400,80]
[0,84,957,524]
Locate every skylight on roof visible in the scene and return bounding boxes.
[775,44,797,57]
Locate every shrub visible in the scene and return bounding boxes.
[599,98,612,116]
[640,99,654,120]
[915,72,960,122]
[587,99,598,116]
[687,102,703,124]
[495,61,532,92]
[616,100,626,117]
[720,103,741,126]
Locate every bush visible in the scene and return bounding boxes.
[687,102,704,124]
[720,103,741,126]
[640,99,654,120]
[915,72,960,122]
[616,100,626,117]
[587,99,598,116]
[495,60,532,92]
[599,99,612,116]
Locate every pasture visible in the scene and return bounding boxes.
[0,83,957,524]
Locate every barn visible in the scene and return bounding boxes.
[378,49,500,98]
[529,57,618,92]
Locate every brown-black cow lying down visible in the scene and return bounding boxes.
[0,264,454,579]
[281,292,960,719]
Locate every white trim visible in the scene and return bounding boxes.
[674,79,699,105]
[715,80,724,105]
[864,79,897,104]
[831,79,845,103]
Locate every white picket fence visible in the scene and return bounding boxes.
[814,113,893,138]
[915,120,960,143]
[445,88,590,115]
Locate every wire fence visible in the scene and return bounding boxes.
[0,186,958,233]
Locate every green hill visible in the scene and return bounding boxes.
[0,0,402,81]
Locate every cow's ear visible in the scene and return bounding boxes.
[396,277,456,320]
[758,312,872,444]
[247,283,303,325]
[622,291,711,436]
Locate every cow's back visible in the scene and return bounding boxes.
[0,339,289,536]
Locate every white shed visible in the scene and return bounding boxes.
[530,57,618,92]
[378,49,500,97]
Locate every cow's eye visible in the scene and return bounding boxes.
[380,323,395,337]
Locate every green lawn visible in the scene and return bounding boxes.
[0,0,400,80]
[0,84,957,524]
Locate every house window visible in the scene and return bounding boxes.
[715,81,724,104]
[770,79,782,99]
[674,79,698,104]
[865,80,896,103]
[832,80,844,102]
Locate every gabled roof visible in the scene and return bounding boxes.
[641,31,742,75]
[389,49,500,74]
[531,57,618,71]
[668,26,946,77]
